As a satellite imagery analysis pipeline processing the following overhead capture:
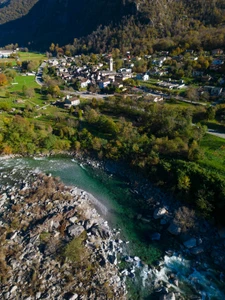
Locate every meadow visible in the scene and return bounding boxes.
[200,133,225,174]
[0,51,46,65]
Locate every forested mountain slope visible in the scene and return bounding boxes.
[0,0,38,23]
[0,0,136,48]
[0,0,224,51]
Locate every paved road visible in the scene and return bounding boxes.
[207,129,225,139]
[172,96,208,106]
[35,62,46,86]
[63,90,114,100]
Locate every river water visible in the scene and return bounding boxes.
[0,156,225,299]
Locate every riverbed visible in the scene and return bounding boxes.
[0,156,225,299]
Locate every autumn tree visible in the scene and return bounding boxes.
[0,73,8,86]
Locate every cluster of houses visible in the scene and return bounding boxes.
[146,48,225,79]
[47,56,133,91]
[45,47,225,103]
[202,86,223,97]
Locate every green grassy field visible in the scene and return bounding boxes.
[200,133,225,174]
[0,75,41,106]
[0,70,79,129]
[10,75,39,91]
[17,51,46,62]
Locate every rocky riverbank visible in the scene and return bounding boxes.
[75,155,225,298]
[86,157,225,264]
[0,170,127,300]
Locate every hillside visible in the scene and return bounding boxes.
[0,0,38,23]
[0,0,224,51]
[0,0,136,49]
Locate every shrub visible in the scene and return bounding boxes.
[63,231,88,264]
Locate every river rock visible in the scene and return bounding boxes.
[10,231,18,240]
[0,193,7,207]
[197,237,203,245]
[154,207,167,219]
[69,216,78,224]
[173,279,179,287]
[211,249,225,266]
[69,294,78,300]
[159,292,176,300]
[67,225,84,237]
[108,253,117,265]
[36,292,41,299]
[90,226,98,236]
[98,226,110,239]
[84,219,95,230]
[50,220,60,229]
[167,223,181,235]
[183,238,197,249]
[151,232,161,241]
[190,246,204,255]
[160,217,169,225]
[124,256,134,263]
[10,286,17,294]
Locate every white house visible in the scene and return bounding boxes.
[136,73,149,81]
[64,96,80,108]
[80,78,91,88]
[49,59,59,66]
[99,79,111,89]
[0,50,15,58]
[118,68,132,73]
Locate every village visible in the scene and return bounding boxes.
[37,47,225,108]
[0,46,225,110]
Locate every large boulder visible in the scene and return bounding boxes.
[67,225,84,238]
[69,216,78,224]
[167,223,181,235]
[160,292,176,300]
[154,207,167,219]
[151,232,161,241]
[190,246,204,255]
[98,225,110,239]
[183,238,197,249]
[84,219,96,231]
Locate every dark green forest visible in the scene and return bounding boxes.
[0,0,225,51]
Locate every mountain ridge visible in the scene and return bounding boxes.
[0,0,224,51]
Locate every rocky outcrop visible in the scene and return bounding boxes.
[0,172,127,300]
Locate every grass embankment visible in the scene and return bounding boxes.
[200,134,225,174]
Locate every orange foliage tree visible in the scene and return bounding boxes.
[0,73,8,86]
